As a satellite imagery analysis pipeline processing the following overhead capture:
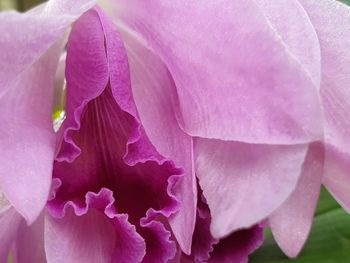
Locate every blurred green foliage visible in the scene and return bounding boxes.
[251,188,350,263]
[0,0,45,11]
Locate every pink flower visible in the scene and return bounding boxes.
[1,0,350,262]
[100,0,350,258]
[0,0,95,225]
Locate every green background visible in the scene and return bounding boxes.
[251,188,350,263]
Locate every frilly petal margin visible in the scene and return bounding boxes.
[119,26,197,254]
[269,143,324,258]
[194,138,308,239]
[209,225,264,263]
[114,0,323,144]
[49,7,181,262]
[298,0,350,213]
[0,0,95,224]
[45,188,146,263]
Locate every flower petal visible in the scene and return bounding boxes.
[299,0,350,213]
[0,0,95,95]
[115,0,322,144]
[50,8,181,262]
[183,194,263,263]
[209,225,264,263]
[269,143,323,258]
[121,28,196,254]
[46,188,146,263]
[182,195,219,262]
[14,213,46,263]
[139,219,177,263]
[195,138,308,238]
[0,208,22,263]
[0,42,61,224]
[254,0,321,87]
[0,0,95,224]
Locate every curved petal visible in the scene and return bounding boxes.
[139,219,177,263]
[182,195,219,262]
[114,0,322,144]
[299,0,350,212]
[46,208,123,263]
[183,193,263,263]
[194,138,308,238]
[254,0,320,87]
[46,188,146,263]
[0,42,60,224]
[322,147,350,212]
[49,8,181,262]
[14,213,46,263]
[0,208,22,263]
[210,225,264,263]
[0,0,95,95]
[120,28,196,254]
[269,143,323,258]
[0,0,95,224]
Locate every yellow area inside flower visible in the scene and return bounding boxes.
[52,80,67,132]
[7,251,13,263]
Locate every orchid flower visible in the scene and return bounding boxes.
[99,0,350,258]
[0,0,350,262]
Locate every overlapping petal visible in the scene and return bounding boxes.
[115,0,323,144]
[0,0,95,94]
[182,193,263,263]
[269,143,324,258]
[48,7,181,262]
[0,208,22,263]
[195,138,307,238]
[0,43,60,223]
[121,28,196,254]
[299,0,350,213]
[14,213,46,263]
[0,0,95,224]
[46,189,146,263]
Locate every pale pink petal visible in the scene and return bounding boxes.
[322,147,350,212]
[0,0,95,95]
[254,0,321,87]
[0,208,22,263]
[0,0,95,224]
[299,0,350,213]
[14,213,46,263]
[0,43,60,224]
[269,143,323,258]
[115,0,322,144]
[195,138,308,238]
[121,28,196,254]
